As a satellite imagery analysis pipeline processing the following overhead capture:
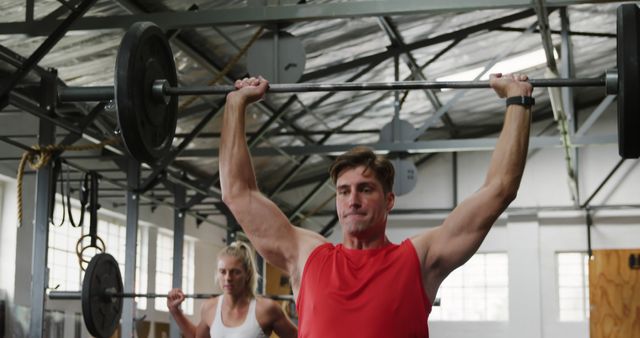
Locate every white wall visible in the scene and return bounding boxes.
[0,174,17,300]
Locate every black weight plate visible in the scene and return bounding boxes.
[617,4,640,159]
[81,253,123,338]
[115,22,178,164]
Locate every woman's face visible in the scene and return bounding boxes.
[216,255,248,296]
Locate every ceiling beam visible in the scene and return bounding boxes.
[0,0,623,35]
[177,134,617,158]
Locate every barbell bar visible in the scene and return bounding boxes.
[48,289,294,301]
[51,4,640,164]
[58,73,613,101]
[162,76,614,94]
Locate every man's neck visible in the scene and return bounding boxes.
[343,235,390,249]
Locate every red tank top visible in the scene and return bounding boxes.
[296,240,431,338]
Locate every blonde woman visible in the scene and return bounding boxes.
[167,241,297,338]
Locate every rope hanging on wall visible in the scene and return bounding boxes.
[16,138,119,227]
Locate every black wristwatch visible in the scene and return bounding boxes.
[506,96,535,108]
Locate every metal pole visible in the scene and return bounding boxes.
[48,291,83,299]
[586,208,593,258]
[28,111,55,337]
[170,185,186,338]
[114,293,294,301]
[116,293,217,299]
[58,86,114,102]
[47,291,220,299]
[121,159,140,338]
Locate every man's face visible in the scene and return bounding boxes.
[335,165,395,236]
[216,255,248,296]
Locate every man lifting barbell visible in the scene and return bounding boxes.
[42,4,640,337]
[218,72,532,337]
[166,241,297,338]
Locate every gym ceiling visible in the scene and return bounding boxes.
[0,0,628,234]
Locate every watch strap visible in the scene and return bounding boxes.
[506,96,535,107]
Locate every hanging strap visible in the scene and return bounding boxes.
[66,169,89,227]
[48,158,65,227]
[88,171,100,247]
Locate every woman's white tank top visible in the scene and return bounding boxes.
[210,295,268,338]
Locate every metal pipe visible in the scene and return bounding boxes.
[59,75,609,102]
[122,159,140,338]
[58,86,114,102]
[47,291,83,299]
[112,292,293,301]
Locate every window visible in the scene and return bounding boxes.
[136,227,149,310]
[557,252,589,321]
[47,222,84,291]
[430,253,509,321]
[43,309,65,338]
[47,201,148,310]
[74,312,82,338]
[154,230,196,314]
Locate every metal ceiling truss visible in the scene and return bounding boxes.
[575,95,616,137]
[308,202,640,218]
[174,129,382,139]
[411,20,540,140]
[139,104,223,192]
[0,0,98,100]
[2,0,626,235]
[173,25,393,215]
[180,94,300,210]
[0,4,567,233]
[376,16,458,137]
[493,26,616,38]
[0,0,624,34]
[256,34,472,201]
[2,69,224,231]
[559,6,581,207]
[123,6,349,213]
[532,3,581,206]
[580,158,626,208]
[300,9,537,82]
[266,92,392,197]
[3,85,217,213]
[178,134,616,158]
